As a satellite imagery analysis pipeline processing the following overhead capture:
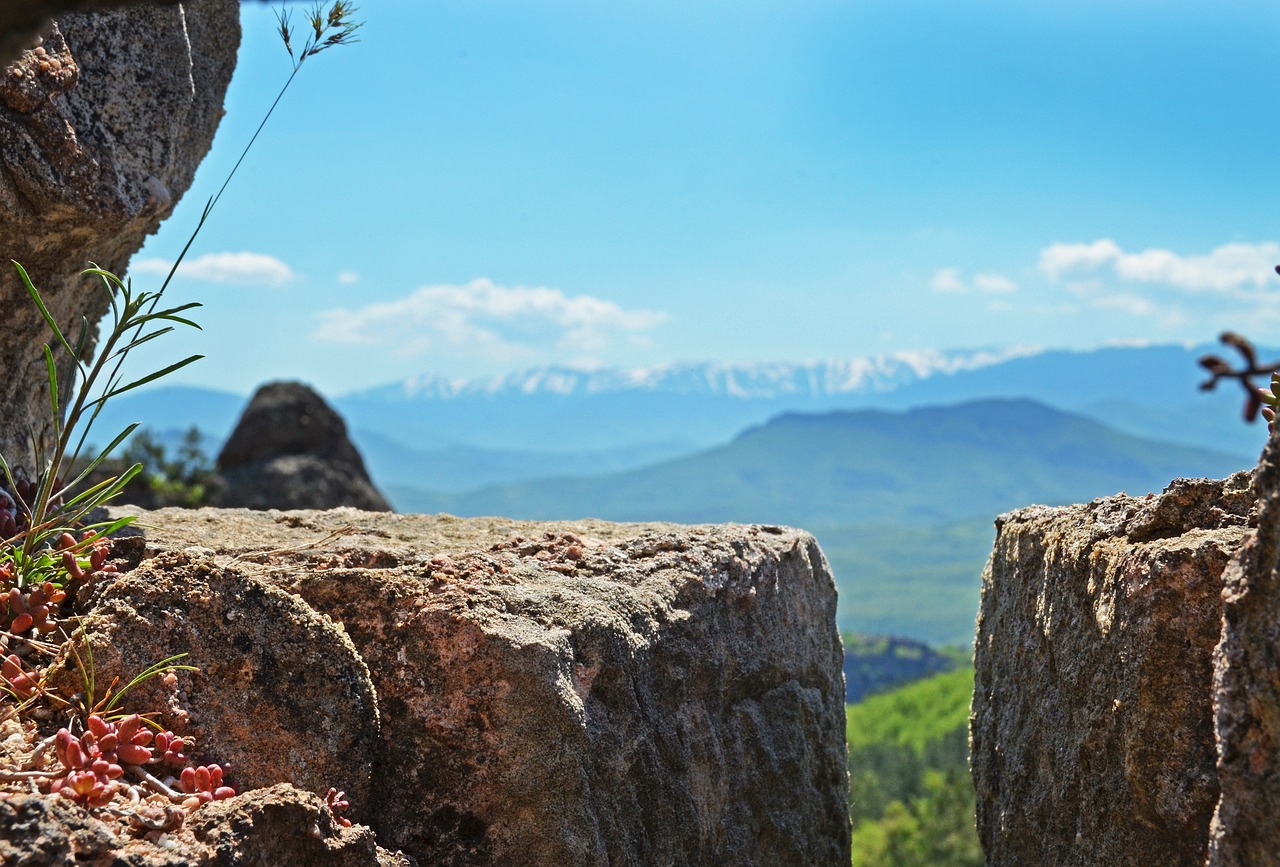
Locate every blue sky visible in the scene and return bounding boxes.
[127,0,1280,396]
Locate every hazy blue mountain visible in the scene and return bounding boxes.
[878,343,1272,458]
[355,430,696,495]
[98,343,1272,460]
[337,343,1274,456]
[332,349,1039,453]
[390,399,1248,527]
[88,386,247,447]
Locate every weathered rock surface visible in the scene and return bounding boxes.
[973,472,1255,866]
[216,382,392,512]
[0,783,413,866]
[1208,436,1280,866]
[63,552,381,816]
[0,0,238,464]
[0,0,185,66]
[103,506,851,866]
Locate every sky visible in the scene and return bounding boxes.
[126,0,1280,397]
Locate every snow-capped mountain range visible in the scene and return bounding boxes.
[360,346,1045,401]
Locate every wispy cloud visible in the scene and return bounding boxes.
[930,267,1017,295]
[337,270,361,285]
[313,277,668,360]
[1039,239,1280,295]
[930,268,966,294]
[131,252,295,286]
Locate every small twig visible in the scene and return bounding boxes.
[0,767,59,781]
[1198,331,1280,422]
[226,524,360,563]
[126,763,186,803]
[22,731,58,769]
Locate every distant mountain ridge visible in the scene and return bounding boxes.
[390,398,1248,526]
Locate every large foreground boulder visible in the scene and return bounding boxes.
[973,449,1280,865]
[0,0,238,465]
[100,507,851,866]
[216,381,392,511]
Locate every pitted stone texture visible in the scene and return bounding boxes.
[110,507,853,867]
[0,0,237,464]
[972,471,1255,867]
[66,552,380,818]
[1209,436,1280,867]
[0,0,185,66]
[0,784,412,866]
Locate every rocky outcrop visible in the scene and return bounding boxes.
[216,382,392,512]
[0,0,237,465]
[1208,438,1280,866]
[0,783,413,866]
[65,553,382,815]
[972,460,1280,865]
[83,507,851,866]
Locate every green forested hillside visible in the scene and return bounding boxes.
[819,520,995,644]
[846,668,981,866]
[392,399,1245,526]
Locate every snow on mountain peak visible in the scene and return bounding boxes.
[384,346,1044,401]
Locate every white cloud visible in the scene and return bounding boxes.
[1038,239,1280,295]
[931,267,1017,295]
[973,273,1018,294]
[1037,240,1124,282]
[930,268,966,294]
[131,252,295,286]
[313,277,668,359]
[337,270,360,285]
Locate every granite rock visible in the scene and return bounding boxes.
[0,783,413,866]
[105,506,852,866]
[972,472,1255,866]
[1208,435,1280,866]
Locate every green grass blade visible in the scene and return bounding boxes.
[108,328,175,360]
[73,317,90,361]
[105,653,193,713]
[101,356,203,401]
[12,261,75,357]
[42,345,60,442]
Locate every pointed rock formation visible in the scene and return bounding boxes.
[216,381,392,511]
